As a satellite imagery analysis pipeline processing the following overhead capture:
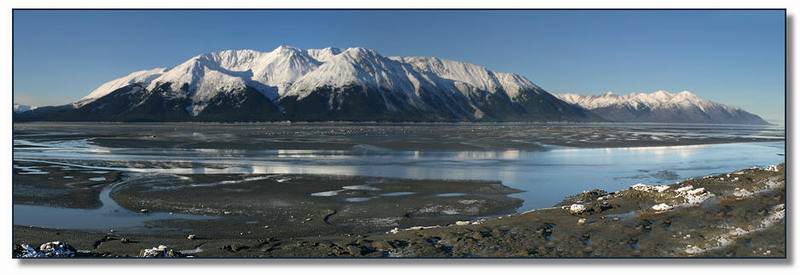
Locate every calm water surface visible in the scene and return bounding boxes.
[14,141,784,211]
[12,123,785,230]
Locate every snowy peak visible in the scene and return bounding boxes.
[307,47,344,62]
[80,46,543,109]
[556,91,769,125]
[284,47,428,103]
[390,56,538,98]
[650,90,672,99]
[13,104,34,113]
[557,90,723,110]
[25,45,602,122]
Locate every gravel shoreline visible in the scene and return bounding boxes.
[13,163,785,258]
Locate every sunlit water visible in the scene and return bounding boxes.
[14,138,784,214]
[12,123,785,230]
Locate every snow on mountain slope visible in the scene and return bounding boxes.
[183,47,322,93]
[13,104,34,113]
[67,46,763,124]
[249,46,321,91]
[76,67,169,106]
[390,56,540,98]
[31,46,599,122]
[285,48,423,102]
[79,46,539,109]
[306,47,344,62]
[558,91,730,111]
[556,91,769,125]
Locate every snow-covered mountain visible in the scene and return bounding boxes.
[18,46,600,122]
[13,104,34,113]
[555,91,769,125]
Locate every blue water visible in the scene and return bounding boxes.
[13,176,215,231]
[12,126,785,230]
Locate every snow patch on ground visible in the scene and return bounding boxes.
[630,183,671,193]
[569,204,587,214]
[685,204,785,254]
[732,180,783,199]
[630,183,714,214]
[651,203,672,213]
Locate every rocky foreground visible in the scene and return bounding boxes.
[14,163,785,258]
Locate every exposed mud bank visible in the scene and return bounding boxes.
[13,164,784,258]
[15,122,784,152]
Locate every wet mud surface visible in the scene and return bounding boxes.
[13,161,121,209]
[110,173,523,238]
[14,122,783,151]
[12,122,785,258]
[13,164,785,258]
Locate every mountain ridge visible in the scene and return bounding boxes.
[555,91,770,125]
[13,104,34,113]
[17,46,601,123]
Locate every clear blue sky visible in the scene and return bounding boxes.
[13,10,785,121]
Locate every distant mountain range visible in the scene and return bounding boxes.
[13,104,33,113]
[555,91,770,125]
[14,46,599,122]
[13,46,768,125]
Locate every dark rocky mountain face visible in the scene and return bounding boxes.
[588,105,769,125]
[18,83,601,123]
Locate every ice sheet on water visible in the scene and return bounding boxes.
[380,192,416,197]
[13,165,49,175]
[311,190,342,197]
[345,197,373,202]
[342,185,381,191]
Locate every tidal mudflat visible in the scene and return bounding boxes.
[12,122,785,257]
